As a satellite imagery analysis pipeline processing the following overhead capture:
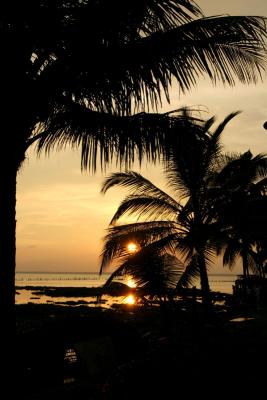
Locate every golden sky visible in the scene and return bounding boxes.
[17,0,267,273]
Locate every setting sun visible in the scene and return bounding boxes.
[127,242,138,253]
[124,294,136,305]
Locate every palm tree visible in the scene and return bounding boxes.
[214,151,267,279]
[102,246,185,307]
[100,113,239,307]
[1,1,267,336]
[252,240,267,278]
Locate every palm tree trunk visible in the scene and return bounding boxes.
[197,250,212,308]
[0,165,18,340]
[192,202,212,309]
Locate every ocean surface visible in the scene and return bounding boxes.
[16,272,110,288]
[15,272,237,305]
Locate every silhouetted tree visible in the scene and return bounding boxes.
[252,241,267,278]
[1,0,266,336]
[100,113,239,307]
[215,151,267,278]
[103,246,184,304]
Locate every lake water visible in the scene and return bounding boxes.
[15,272,237,305]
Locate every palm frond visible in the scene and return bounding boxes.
[37,106,203,171]
[250,153,267,180]
[109,194,183,225]
[247,250,259,274]
[203,112,240,172]
[105,247,185,295]
[165,112,239,199]
[33,9,175,115]
[177,254,199,288]
[31,1,202,113]
[58,15,267,109]
[252,177,267,195]
[102,264,126,289]
[100,221,179,273]
[34,9,266,125]
[137,232,180,256]
[174,236,196,262]
[165,117,211,198]
[214,152,242,173]
[101,171,183,222]
[107,229,181,273]
[139,0,203,34]
[87,14,267,107]
[222,240,242,270]
[165,15,267,87]
[101,172,175,202]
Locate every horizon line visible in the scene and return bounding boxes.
[16,271,106,274]
[16,270,238,275]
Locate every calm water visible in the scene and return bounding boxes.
[15,272,237,305]
[16,272,110,287]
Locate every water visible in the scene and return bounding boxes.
[15,271,126,306]
[203,273,237,294]
[16,272,109,288]
[15,271,237,305]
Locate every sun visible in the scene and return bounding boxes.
[127,242,138,253]
[124,294,136,305]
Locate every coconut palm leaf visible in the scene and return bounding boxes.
[176,254,199,289]
[165,112,240,205]
[26,1,203,112]
[100,222,180,274]
[101,169,186,222]
[215,151,267,192]
[251,177,267,195]
[103,246,185,297]
[126,252,184,293]
[214,151,267,277]
[202,112,240,171]
[101,171,180,204]
[40,14,267,112]
[164,124,211,198]
[247,250,260,275]
[33,4,267,172]
[36,106,201,171]
[101,264,127,290]
[109,195,183,225]
[220,238,242,270]
[112,15,267,104]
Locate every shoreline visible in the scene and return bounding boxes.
[15,284,234,314]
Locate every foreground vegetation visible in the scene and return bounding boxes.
[15,300,267,399]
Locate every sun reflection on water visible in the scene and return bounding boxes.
[124,294,136,305]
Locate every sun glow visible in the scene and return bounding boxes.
[127,242,137,253]
[124,294,136,305]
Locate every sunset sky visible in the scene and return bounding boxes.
[16,0,267,273]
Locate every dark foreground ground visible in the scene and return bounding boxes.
[14,298,267,399]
